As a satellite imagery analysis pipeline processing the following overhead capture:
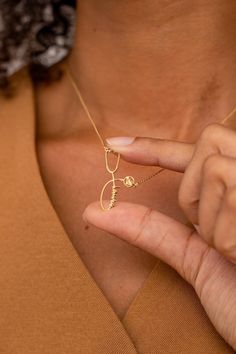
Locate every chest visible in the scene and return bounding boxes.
[36,138,187,318]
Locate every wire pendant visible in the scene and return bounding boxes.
[100,147,137,210]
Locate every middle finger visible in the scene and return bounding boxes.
[198,154,236,245]
[179,123,236,224]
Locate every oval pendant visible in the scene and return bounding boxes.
[100,178,123,211]
[104,148,120,174]
[100,147,137,211]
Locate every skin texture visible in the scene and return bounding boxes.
[84,123,236,349]
[36,0,236,342]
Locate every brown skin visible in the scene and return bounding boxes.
[36,0,236,345]
[84,124,236,349]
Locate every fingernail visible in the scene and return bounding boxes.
[82,210,88,223]
[193,224,200,233]
[106,136,135,146]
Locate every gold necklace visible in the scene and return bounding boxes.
[65,64,236,211]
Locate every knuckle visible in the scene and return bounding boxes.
[202,154,222,180]
[199,123,222,144]
[132,207,153,246]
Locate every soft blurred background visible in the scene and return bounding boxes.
[0,1,75,79]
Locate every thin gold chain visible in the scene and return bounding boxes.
[221,105,236,124]
[135,168,166,186]
[137,105,236,185]
[66,65,169,186]
[66,66,106,148]
[65,63,236,189]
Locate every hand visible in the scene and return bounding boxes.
[83,123,236,350]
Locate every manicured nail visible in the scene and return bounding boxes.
[82,210,88,223]
[106,136,135,146]
[193,224,200,233]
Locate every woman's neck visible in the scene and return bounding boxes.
[38,0,236,141]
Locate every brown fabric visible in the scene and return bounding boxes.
[0,68,234,353]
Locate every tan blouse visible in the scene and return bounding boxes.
[0,68,234,353]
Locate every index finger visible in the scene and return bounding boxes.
[106,137,195,172]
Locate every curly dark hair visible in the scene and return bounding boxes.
[0,0,76,91]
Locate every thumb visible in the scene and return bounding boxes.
[106,136,194,172]
[83,201,210,289]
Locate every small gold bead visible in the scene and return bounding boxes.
[123,176,136,188]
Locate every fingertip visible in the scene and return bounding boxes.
[82,200,123,226]
[82,201,142,232]
[82,201,102,223]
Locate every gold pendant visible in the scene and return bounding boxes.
[100,148,137,211]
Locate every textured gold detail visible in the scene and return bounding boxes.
[100,178,122,211]
[123,176,137,188]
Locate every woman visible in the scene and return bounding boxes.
[1,0,236,352]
